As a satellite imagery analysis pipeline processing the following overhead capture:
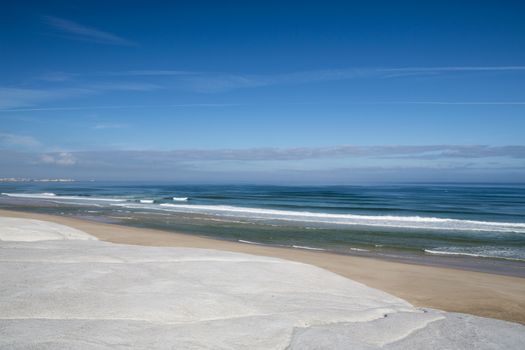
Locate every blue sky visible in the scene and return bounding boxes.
[1,1,525,183]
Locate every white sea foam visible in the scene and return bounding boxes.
[51,201,103,207]
[238,239,262,245]
[2,192,126,202]
[424,246,525,261]
[292,245,326,251]
[5,192,523,234]
[350,247,370,252]
[151,203,525,234]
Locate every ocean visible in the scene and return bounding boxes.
[1,182,524,275]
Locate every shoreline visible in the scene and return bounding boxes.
[2,201,524,278]
[1,208,524,324]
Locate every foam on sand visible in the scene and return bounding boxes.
[292,244,326,251]
[238,239,262,245]
[0,217,523,349]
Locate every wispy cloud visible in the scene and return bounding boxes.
[85,82,160,92]
[371,101,525,105]
[43,16,137,46]
[386,145,525,160]
[31,145,525,165]
[4,143,525,164]
[92,123,128,130]
[105,70,195,76]
[187,66,525,92]
[38,71,77,82]
[2,145,524,182]
[0,132,41,149]
[0,87,89,109]
[0,103,235,113]
[0,83,159,111]
[106,66,525,93]
[2,65,523,111]
[39,152,76,166]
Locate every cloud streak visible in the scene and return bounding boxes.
[39,152,77,166]
[2,65,524,111]
[0,103,236,113]
[43,16,137,46]
[31,145,525,165]
[109,66,525,92]
[0,132,41,149]
[0,87,89,110]
[2,145,524,182]
[0,82,159,110]
[92,123,128,130]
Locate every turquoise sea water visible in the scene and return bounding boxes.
[1,182,524,274]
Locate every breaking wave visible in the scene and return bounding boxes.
[151,203,525,234]
[1,192,126,202]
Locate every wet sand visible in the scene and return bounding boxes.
[1,209,524,324]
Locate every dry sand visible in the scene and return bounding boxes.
[1,209,524,324]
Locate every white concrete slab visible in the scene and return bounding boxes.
[0,217,523,349]
[0,217,96,241]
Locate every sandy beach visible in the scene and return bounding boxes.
[1,208,524,325]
